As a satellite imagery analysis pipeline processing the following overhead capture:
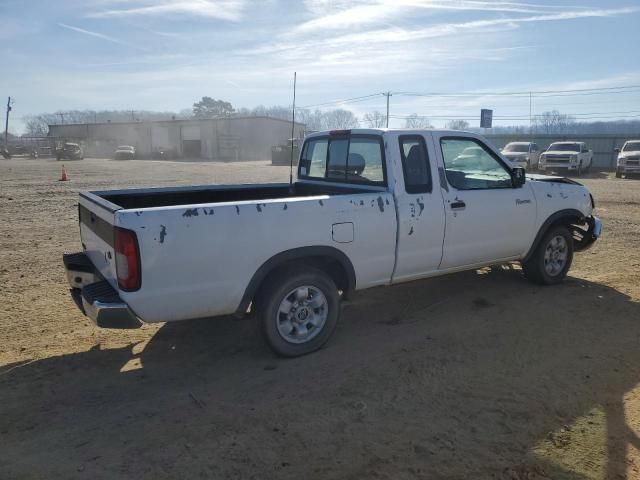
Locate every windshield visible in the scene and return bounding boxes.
[548,143,580,152]
[118,146,134,151]
[504,144,529,153]
[623,142,640,152]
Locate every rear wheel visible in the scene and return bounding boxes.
[256,267,340,357]
[522,225,574,285]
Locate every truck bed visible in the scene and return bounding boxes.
[88,182,371,210]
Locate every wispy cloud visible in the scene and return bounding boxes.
[294,1,634,34]
[86,0,245,21]
[269,6,639,55]
[58,22,146,50]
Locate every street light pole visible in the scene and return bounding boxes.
[4,96,12,149]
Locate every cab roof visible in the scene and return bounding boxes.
[305,128,477,139]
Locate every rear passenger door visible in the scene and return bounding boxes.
[392,132,447,282]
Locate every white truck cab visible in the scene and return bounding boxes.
[501,141,540,170]
[63,129,601,356]
[539,141,593,175]
[615,140,640,178]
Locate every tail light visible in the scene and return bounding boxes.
[114,227,141,291]
[329,129,350,137]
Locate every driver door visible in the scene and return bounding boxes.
[434,135,537,269]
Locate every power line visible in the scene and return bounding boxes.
[391,109,640,118]
[389,112,640,121]
[301,84,640,112]
[300,93,384,109]
[394,84,640,98]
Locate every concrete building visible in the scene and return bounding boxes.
[48,116,305,161]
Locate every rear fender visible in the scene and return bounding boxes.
[235,246,356,317]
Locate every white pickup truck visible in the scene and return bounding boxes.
[64,129,601,356]
[501,141,541,170]
[615,140,640,178]
[539,141,593,175]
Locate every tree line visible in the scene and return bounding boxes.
[21,96,640,136]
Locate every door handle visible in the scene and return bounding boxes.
[450,200,466,210]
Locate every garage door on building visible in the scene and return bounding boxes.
[151,126,170,151]
[181,125,201,158]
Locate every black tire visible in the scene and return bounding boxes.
[256,266,340,357]
[522,225,574,285]
[616,170,623,178]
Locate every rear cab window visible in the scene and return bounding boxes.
[399,135,432,193]
[299,133,386,186]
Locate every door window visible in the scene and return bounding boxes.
[440,138,512,190]
[399,135,432,193]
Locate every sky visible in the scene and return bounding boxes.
[1,0,640,131]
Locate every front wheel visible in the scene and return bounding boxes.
[522,225,574,285]
[257,267,340,357]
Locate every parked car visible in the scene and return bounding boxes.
[114,145,136,160]
[615,140,640,178]
[538,142,592,175]
[56,142,83,160]
[9,145,28,156]
[501,141,540,170]
[38,146,53,157]
[63,129,601,357]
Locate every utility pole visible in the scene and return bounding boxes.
[4,96,11,149]
[383,91,392,128]
[58,112,65,124]
[529,91,533,145]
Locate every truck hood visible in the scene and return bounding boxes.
[526,173,582,185]
[502,152,529,158]
[619,151,640,158]
[542,150,578,156]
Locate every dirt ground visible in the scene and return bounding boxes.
[1,157,639,480]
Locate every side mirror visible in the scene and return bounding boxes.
[614,148,620,153]
[511,167,526,188]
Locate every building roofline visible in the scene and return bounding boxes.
[48,115,306,129]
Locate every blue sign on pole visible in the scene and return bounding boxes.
[480,109,493,128]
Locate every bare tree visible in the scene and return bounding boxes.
[446,119,470,130]
[362,111,387,128]
[22,116,49,136]
[295,108,324,132]
[404,114,432,129]
[322,109,360,129]
[533,110,575,134]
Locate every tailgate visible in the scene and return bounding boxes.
[78,194,119,288]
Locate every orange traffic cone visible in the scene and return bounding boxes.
[59,165,69,182]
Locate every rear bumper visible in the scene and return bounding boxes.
[574,216,602,252]
[63,252,142,329]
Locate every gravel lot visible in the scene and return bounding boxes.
[1,157,639,479]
